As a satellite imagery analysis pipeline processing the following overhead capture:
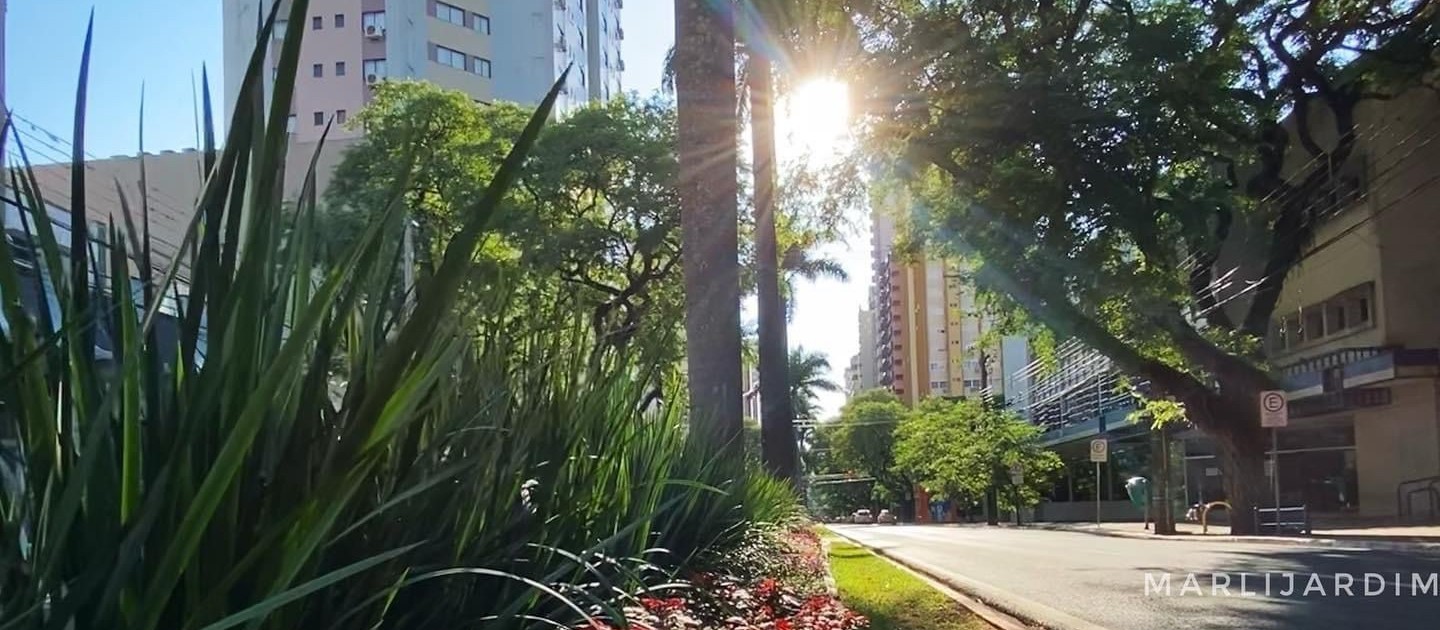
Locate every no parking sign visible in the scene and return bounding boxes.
[1260,390,1288,428]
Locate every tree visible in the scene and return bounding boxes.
[323,83,687,361]
[788,347,842,420]
[738,0,861,483]
[895,398,1062,523]
[859,0,1435,532]
[828,389,914,518]
[674,0,745,455]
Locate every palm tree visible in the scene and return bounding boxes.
[740,0,857,483]
[674,0,744,455]
[789,348,842,421]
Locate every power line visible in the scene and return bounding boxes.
[1189,118,1437,301]
[1196,121,1440,319]
[7,128,190,257]
[8,112,206,217]
[7,124,197,229]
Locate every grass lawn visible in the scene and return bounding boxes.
[826,539,993,630]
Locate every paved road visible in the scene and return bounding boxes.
[831,524,1440,630]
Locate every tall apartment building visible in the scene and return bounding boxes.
[221,0,624,194]
[866,202,1028,408]
[844,308,878,397]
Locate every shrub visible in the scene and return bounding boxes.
[0,1,796,627]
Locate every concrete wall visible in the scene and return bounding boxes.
[1373,89,1440,350]
[488,0,555,106]
[1353,379,1440,517]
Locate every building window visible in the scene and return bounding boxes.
[334,13,345,28]
[312,63,323,78]
[363,58,387,79]
[473,13,491,34]
[472,57,492,78]
[335,61,346,76]
[337,109,348,124]
[435,2,465,26]
[435,45,467,70]
[311,15,322,30]
[1268,283,1377,352]
[286,114,296,133]
[313,111,324,126]
[362,11,385,33]
[273,19,288,39]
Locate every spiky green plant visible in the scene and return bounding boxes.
[0,1,795,628]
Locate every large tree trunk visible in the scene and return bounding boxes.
[674,0,744,455]
[750,53,801,484]
[1208,408,1269,535]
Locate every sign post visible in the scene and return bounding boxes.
[1090,439,1109,525]
[1259,390,1289,530]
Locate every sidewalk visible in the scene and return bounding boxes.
[1014,520,1440,552]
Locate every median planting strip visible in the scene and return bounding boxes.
[825,538,1000,630]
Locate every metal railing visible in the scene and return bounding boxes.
[1012,341,1137,432]
[1396,475,1440,522]
[1254,505,1312,535]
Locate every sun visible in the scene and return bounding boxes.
[778,78,852,162]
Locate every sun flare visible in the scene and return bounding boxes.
[778,78,852,161]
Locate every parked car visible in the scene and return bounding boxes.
[852,509,874,524]
[876,509,896,524]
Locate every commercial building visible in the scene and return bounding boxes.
[1019,86,1440,523]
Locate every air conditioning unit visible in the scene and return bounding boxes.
[364,24,385,38]
[365,73,380,85]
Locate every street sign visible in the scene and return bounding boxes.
[1259,390,1289,428]
[1009,463,1024,485]
[1089,439,1108,463]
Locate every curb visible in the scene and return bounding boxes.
[1014,523,1440,554]
[826,526,1107,630]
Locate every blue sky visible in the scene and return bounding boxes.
[5,0,863,417]
[6,1,225,161]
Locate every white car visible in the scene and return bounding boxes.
[877,509,897,524]
[852,509,874,524]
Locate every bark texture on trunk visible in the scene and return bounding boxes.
[1214,419,1269,535]
[750,54,800,484]
[674,0,744,455]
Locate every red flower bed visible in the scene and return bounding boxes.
[582,528,867,630]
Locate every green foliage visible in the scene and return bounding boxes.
[856,0,1435,491]
[1127,394,1190,431]
[826,540,989,630]
[0,3,794,627]
[826,390,912,506]
[325,83,685,361]
[894,398,1061,510]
